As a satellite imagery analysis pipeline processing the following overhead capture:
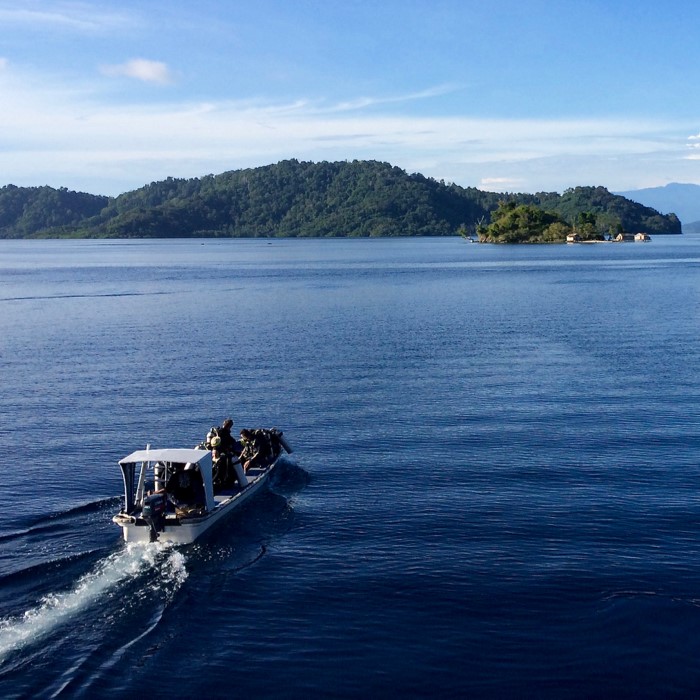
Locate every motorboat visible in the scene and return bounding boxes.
[113,428,292,544]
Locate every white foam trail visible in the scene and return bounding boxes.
[0,543,187,664]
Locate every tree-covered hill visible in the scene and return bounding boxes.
[78,160,499,239]
[527,186,680,238]
[0,185,109,238]
[0,160,682,239]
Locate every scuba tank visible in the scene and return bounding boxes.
[272,428,293,454]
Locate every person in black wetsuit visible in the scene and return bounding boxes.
[239,428,271,472]
[166,463,205,510]
[218,418,241,458]
[211,418,242,486]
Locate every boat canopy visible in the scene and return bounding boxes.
[119,448,209,466]
[117,448,216,514]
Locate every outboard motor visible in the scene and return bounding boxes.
[142,492,167,542]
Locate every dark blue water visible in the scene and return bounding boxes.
[1,236,700,698]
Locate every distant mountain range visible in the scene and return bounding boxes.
[615,183,700,230]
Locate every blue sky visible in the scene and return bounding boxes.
[1,0,699,195]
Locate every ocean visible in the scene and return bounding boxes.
[1,235,699,698]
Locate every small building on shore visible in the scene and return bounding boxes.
[566,233,581,244]
[634,232,652,242]
[614,233,635,242]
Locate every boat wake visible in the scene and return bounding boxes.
[0,497,120,545]
[0,542,187,666]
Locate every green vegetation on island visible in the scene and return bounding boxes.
[0,185,108,238]
[476,198,631,243]
[476,202,575,243]
[0,160,682,240]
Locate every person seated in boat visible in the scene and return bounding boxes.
[218,418,242,457]
[210,419,243,487]
[209,434,228,486]
[239,428,269,472]
[254,429,275,462]
[211,436,242,488]
[166,463,205,509]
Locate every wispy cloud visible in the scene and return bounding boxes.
[0,69,695,194]
[325,84,462,113]
[100,59,175,85]
[0,2,133,32]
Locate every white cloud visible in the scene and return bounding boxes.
[0,70,696,194]
[683,132,700,159]
[100,59,175,85]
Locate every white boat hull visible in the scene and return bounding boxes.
[114,459,279,545]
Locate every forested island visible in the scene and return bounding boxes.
[0,159,681,241]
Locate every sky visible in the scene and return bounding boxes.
[1,0,699,196]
